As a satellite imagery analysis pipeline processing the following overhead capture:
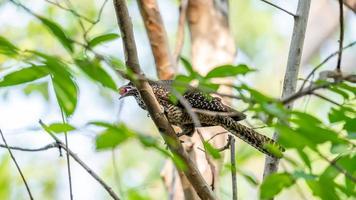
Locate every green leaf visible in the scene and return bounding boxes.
[330,144,350,154]
[307,180,340,200]
[263,143,283,158]
[206,64,254,79]
[173,75,192,93]
[0,36,18,56]
[88,33,120,48]
[95,123,135,150]
[297,149,312,171]
[52,75,78,117]
[180,57,195,76]
[0,65,49,87]
[292,170,317,180]
[328,107,345,123]
[276,124,315,150]
[344,118,356,138]
[237,168,259,186]
[47,123,75,133]
[23,82,49,100]
[108,57,125,70]
[38,17,73,52]
[75,58,116,90]
[260,173,294,199]
[198,80,220,92]
[126,189,150,200]
[328,86,349,99]
[338,83,356,96]
[292,111,322,125]
[203,142,221,159]
[32,52,78,116]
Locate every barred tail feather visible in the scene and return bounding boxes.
[217,117,285,158]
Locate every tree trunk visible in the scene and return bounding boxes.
[263,0,311,181]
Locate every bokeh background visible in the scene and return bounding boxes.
[0,0,355,199]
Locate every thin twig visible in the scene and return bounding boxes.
[230,135,237,200]
[173,0,188,62]
[282,73,356,105]
[197,130,216,191]
[59,94,73,200]
[217,135,233,152]
[259,0,296,17]
[281,82,332,105]
[63,0,86,33]
[0,142,59,152]
[84,0,109,40]
[0,129,34,200]
[318,152,356,183]
[39,120,121,200]
[207,131,228,142]
[312,92,342,106]
[336,0,344,72]
[111,150,123,197]
[298,40,356,92]
[44,0,95,23]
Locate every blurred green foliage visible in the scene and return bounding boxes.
[0,0,355,200]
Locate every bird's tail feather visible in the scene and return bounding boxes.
[217,116,285,158]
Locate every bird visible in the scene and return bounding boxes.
[119,80,284,158]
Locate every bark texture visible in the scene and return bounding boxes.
[263,0,311,180]
[113,1,216,199]
[162,1,237,199]
[137,0,175,80]
[343,0,356,12]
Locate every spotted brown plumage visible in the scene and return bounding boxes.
[119,80,284,158]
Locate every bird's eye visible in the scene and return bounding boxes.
[119,87,128,95]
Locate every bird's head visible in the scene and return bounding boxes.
[118,82,139,99]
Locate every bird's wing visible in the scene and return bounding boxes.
[180,90,246,121]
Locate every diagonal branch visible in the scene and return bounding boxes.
[0,129,34,200]
[342,0,356,13]
[298,40,356,92]
[259,0,296,17]
[112,0,215,199]
[39,121,121,200]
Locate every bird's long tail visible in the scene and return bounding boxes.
[217,116,285,158]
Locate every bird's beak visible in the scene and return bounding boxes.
[118,87,127,99]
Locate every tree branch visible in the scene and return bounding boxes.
[173,0,188,62]
[229,135,237,200]
[342,0,356,13]
[0,142,59,152]
[136,0,175,80]
[39,120,121,200]
[299,40,356,92]
[281,74,354,105]
[336,0,344,72]
[259,0,296,17]
[0,129,34,200]
[263,0,311,181]
[197,130,216,191]
[112,0,216,199]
